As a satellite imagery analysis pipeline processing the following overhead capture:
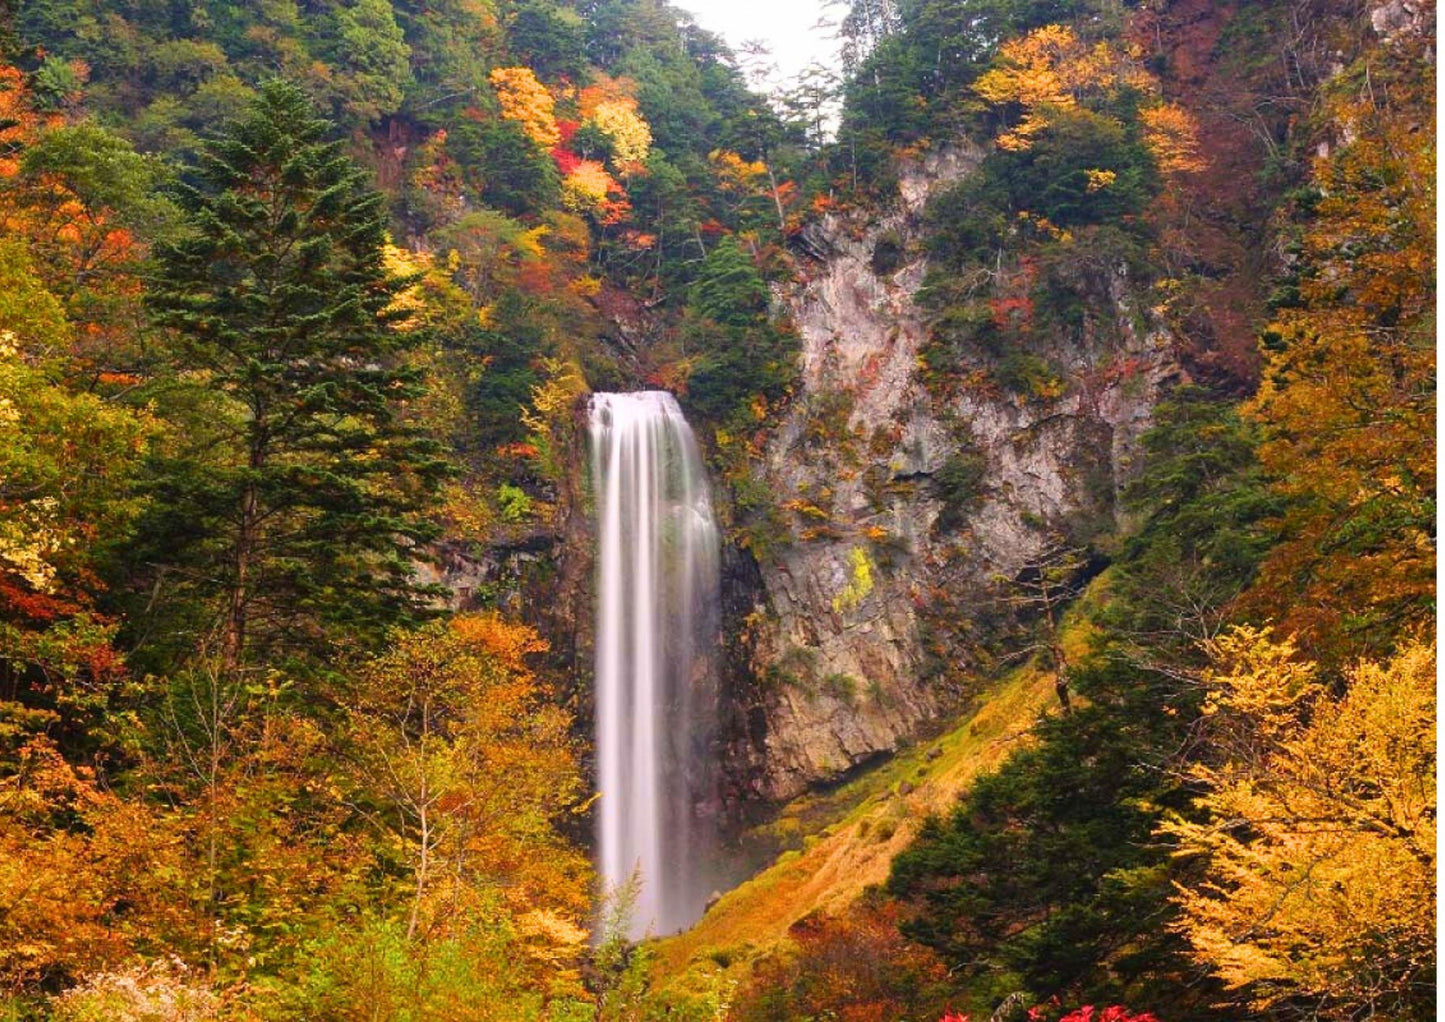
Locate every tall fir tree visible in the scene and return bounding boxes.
[134,79,450,675]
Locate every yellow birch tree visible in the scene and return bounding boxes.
[1165,628,1435,1018]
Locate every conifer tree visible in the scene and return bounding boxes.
[138,80,449,674]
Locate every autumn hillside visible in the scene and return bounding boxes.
[0,0,1435,1020]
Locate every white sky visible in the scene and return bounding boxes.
[674,0,842,91]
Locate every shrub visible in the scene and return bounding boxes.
[497,482,534,523]
[50,961,218,1022]
[994,352,1064,400]
[732,900,949,1022]
[934,451,989,531]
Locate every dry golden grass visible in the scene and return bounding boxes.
[651,659,1061,996]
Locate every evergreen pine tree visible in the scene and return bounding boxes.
[136,79,450,674]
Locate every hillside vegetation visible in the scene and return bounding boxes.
[0,0,1434,1020]
[656,645,1070,988]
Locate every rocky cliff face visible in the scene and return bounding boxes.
[721,146,1180,805]
[420,409,597,718]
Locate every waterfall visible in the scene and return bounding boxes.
[589,391,720,938]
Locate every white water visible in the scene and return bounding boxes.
[590,392,720,938]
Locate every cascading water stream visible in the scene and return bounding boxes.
[589,392,720,938]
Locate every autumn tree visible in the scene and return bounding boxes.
[0,65,56,179]
[970,23,1200,188]
[491,65,561,149]
[0,324,182,995]
[134,80,450,675]
[0,736,194,993]
[333,615,591,1004]
[732,899,950,1022]
[0,65,166,372]
[561,157,627,221]
[1242,37,1435,664]
[972,24,1151,151]
[26,133,170,365]
[8,123,162,296]
[1165,629,1436,1019]
[576,75,653,167]
[0,316,154,761]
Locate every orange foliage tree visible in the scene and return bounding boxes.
[0,738,194,992]
[340,615,591,984]
[0,64,61,179]
[0,62,160,372]
[490,66,561,149]
[733,901,950,1022]
[1242,39,1435,662]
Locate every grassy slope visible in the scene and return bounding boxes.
[652,656,1065,996]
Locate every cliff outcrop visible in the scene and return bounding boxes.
[722,146,1179,803]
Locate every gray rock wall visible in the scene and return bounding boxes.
[724,145,1179,803]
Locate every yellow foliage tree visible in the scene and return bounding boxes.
[434,210,550,307]
[589,98,652,165]
[1164,628,1436,1018]
[972,23,1203,176]
[489,66,560,149]
[1140,102,1206,175]
[521,356,588,483]
[342,616,591,982]
[972,24,1153,150]
[381,241,429,328]
[561,158,618,212]
[709,149,769,193]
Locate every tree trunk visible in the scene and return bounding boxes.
[222,438,265,676]
[765,162,787,234]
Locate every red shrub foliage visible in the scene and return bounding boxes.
[734,901,949,1022]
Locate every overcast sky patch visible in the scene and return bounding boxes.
[674,0,841,91]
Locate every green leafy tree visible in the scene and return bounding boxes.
[134,80,450,675]
[506,0,589,82]
[683,236,797,423]
[447,118,562,217]
[689,235,770,327]
[0,313,154,764]
[458,289,547,452]
[5,122,173,369]
[327,0,413,126]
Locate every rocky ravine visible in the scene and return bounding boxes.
[722,144,1181,805]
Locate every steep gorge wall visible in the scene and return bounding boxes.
[721,147,1181,805]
